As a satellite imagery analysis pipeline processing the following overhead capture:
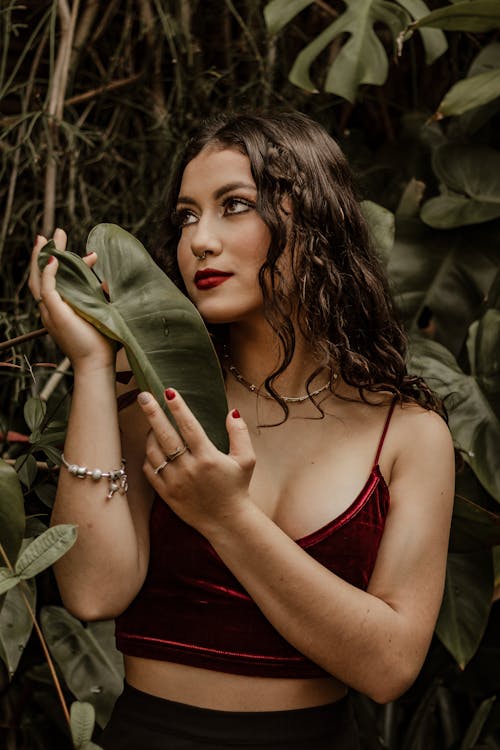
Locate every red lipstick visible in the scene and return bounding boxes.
[194,268,233,290]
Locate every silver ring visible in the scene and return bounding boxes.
[153,444,188,475]
[153,459,169,475]
[166,444,188,462]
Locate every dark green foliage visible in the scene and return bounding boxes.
[1,1,499,748]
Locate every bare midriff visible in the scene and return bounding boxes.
[124,655,347,711]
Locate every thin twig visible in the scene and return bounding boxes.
[43,0,81,236]
[65,72,142,105]
[0,541,71,728]
[0,328,48,352]
[137,0,167,122]
[0,29,48,263]
[314,0,338,18]
[40,357,72,401]
[70,0,100,71]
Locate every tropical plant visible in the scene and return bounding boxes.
[1,0,500,747]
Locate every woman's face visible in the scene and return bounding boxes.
[175,146,272,326]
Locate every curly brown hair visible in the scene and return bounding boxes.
[153,111,445,423]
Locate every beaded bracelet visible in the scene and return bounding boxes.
[61,453,128,500]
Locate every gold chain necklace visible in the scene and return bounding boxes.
[223,350,336,404]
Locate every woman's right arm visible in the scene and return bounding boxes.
[29,231,154,621]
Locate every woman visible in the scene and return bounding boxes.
[29,111,454,749]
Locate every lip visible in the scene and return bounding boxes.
[194,268,233,290]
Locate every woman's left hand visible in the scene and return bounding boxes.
[138,389,256,534]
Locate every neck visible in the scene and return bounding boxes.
[226,320,328,399]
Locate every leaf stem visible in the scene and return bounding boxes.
[0,540,71,727]
[0,328,48,352]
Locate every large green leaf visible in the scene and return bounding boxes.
[0,569,20,596]
[15,524,78,580]
[409,337,500,502]
[0,579,36,679]
[449,494,500,553]
[265,0,445,100]
[421,145,500,228]
[397,0,448,63]
[263,0,313,34]
[24,397,46,433]
[289,0,409,101]
[411,0,500,32]
[41,606,124,729]
[360,200,395,263]
[474,272,500,419]
[0,459,25,567]
[436,69,500,120]
[38,224,229,453]
[70,701,98,749]
[421,194,500,228]
[451,43,500,135]
[436,550,493,669]
[460,695,496,750]
[388,218,498,356]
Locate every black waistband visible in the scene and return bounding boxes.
[112,682,355,743]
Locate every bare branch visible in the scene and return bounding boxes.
[0,328,48,353]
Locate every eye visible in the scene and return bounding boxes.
[223,197,254,215]
[172,208,197,228]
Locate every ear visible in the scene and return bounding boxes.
[279,194,292,217]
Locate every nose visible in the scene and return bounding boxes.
[190,215,222,259]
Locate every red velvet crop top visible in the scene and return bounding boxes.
[115,399,395,678]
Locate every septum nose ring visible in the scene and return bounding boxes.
[194,251,208,261]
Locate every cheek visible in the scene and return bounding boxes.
[176,240,191,282]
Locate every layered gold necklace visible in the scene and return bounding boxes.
[224,350,336,404]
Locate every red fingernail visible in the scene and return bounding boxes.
[232,409,240,419]
[165,388,176,401]
[47,255,55,264]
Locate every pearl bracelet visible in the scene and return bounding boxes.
[61,453,128,500]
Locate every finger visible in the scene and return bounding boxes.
[82,251,98,268]
[161,388,209,454]
[226,409,255,474]
[137,392,186,453]
[144,430,170,472]
[53,227,67,252]
[39,255,61,309]
[28,234,48,299]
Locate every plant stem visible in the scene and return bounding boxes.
[65,72,142,105]
[0,328,48,352]
[0,541,71,727]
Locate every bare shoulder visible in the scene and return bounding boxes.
[390,401,454,463]
[386,401,455,514]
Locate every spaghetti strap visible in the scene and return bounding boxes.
[373,397,397,466]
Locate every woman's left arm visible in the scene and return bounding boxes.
[139,390,455,704]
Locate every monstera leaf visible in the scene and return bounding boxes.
[264,0,446,101]
[39,224,229,453]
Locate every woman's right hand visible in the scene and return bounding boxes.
[28,229,115,371]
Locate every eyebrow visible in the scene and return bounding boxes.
[176,181,257,206]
